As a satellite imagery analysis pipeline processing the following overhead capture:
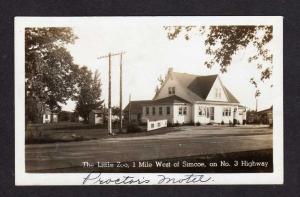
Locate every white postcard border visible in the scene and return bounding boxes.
[15,16,283,185]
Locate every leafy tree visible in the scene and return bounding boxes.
[25,27,78,124]
[111,106,120,116]
[164,25,273,97]
[74,68,104,123]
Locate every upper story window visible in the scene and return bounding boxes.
[215,88,222,99]
[168,87,175,95]
[152,107,156,115]
[159,107,163,115]
[146,107,149,115]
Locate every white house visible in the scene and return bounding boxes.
[141,68,246,125]
[42,110,58,124]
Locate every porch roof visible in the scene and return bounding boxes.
[144,95,191,105]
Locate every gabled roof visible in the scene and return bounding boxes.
[90,109,104,113]
[187,74,218,100]
[258,106,273,114]
[223,87,239,103]
[123,100,152,113]
[155,71,239,103]
[147,95,190,105]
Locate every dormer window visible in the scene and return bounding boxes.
[168,87,175,95]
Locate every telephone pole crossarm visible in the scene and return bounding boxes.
[97,51,126,135]
[97,52,126,59]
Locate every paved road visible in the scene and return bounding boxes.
[26,126,272,172]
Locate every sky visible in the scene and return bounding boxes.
[63,22,273,112]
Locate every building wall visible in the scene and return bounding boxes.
[43,113,58,123]
[193,104,240,124]
[89,113,103,125]
[142,105,174,123]
[236,108,247,124]
[142,104,192,124]
[43,114,51,123]
[172,104,192,124]
[143,103,246,125]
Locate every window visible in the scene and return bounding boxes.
[158,122,161,127]
[146,107,149,115]
[198,106,206,116]
[45,114,48,119]
[178,107,183,115]
[183,107,187,115]
[223,107,231,116]
[168,87,175,95]
[159,107,163,115]
[151,123,154,128]
[215,88,218,98]
[152,107,156,115]
[166,107,170,115]
[215,88,222,98]
[206,107,210,118]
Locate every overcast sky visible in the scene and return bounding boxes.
[63,22,274,112]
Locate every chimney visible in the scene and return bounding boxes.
[168,67,173,79]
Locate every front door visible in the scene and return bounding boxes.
[209,107,214,121]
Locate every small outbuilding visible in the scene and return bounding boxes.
[42,110,58,124]
[89,109,104,125]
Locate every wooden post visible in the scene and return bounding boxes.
[108,53,112,135]
[119,53,123,132]
[128,94,131,124]
[97,51,125,135]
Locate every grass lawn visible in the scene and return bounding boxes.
[26,121,271,144]
[25,121,183,144]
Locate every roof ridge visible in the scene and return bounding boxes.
[173,71,218,78]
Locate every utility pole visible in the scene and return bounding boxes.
[98,52,125,135]
[108,53,112,135]
[128,94,131,124]
[119,53,123,133]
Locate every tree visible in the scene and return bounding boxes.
[164,26,273,97]
[111,106,121,116]
[154,73,167,95]
[74,68,104,123]
[25,27,78,124]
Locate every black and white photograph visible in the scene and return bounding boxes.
[15,17,283,185]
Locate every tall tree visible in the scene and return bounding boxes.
[25,27,78,124]
[74,67,103,123]
[164,26,273,97]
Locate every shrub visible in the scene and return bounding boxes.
[233,119,237,125]
[229,120,234,127]
[126,124,143,133]
[184,121,193,126]
[196,121,201,126]
[207,122,213,125]
[221,120,224,125]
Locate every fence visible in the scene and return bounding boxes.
[147,119,168,131]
